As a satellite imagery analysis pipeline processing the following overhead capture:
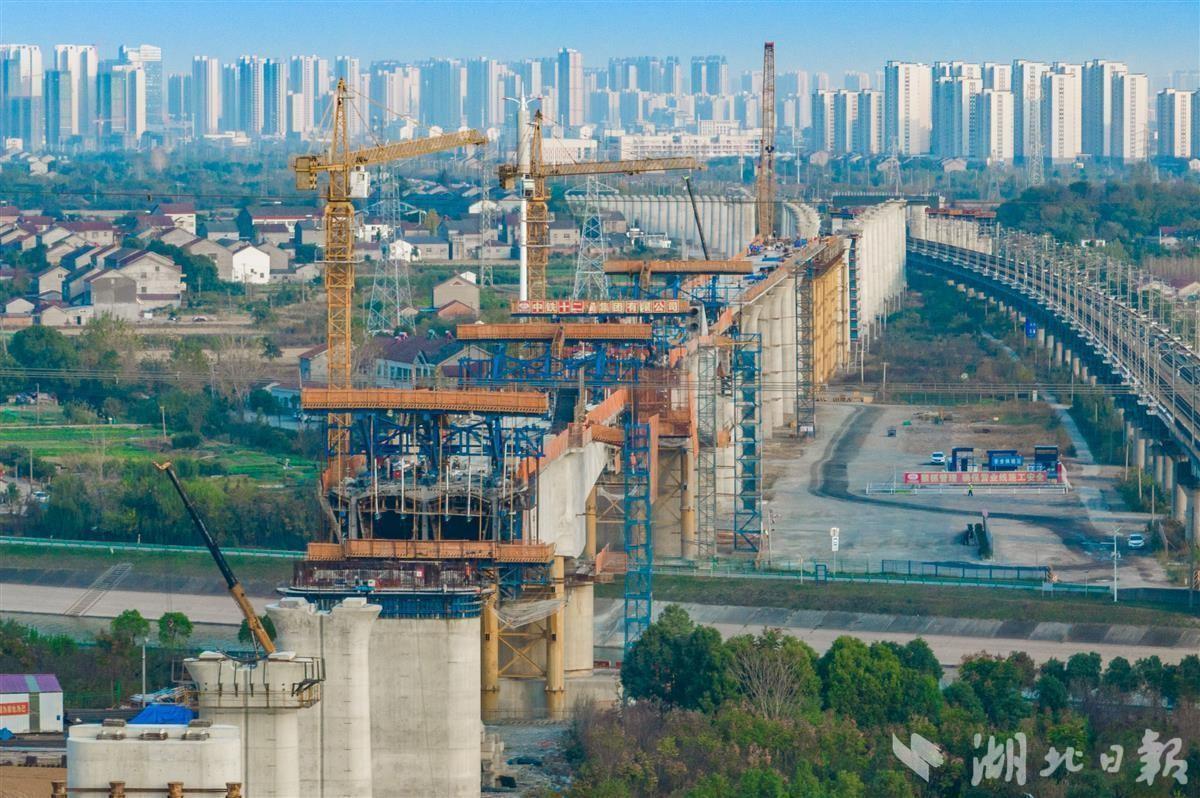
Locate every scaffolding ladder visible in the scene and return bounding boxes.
[794,266,816,437]
[622,419,653,652]
[731,332,762,552]
[695,345,719,560]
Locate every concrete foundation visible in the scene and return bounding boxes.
[564,582,594,676]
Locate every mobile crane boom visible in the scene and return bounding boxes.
[155,462,275,655]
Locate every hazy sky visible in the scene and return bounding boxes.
[3,0,1198,80]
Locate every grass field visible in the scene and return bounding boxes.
[0,421,317,485]
[596,574,1200,629]
[0,542,299,583]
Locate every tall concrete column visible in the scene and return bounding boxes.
[545,556,565,718]
[1176,479,1190,524]
[1135,435,1147,471]
[1192,486,1200,545]
[482,595,500,721]
[680,444,697,559]
[1072,357,1082,379]
[1163,456,1176,497]
[1154,453,1166,488]
[584,486,597,559]
[1054,340,1064,367]
[1036,327,1046,348]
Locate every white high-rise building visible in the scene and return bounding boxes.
[237,56,265,136]
[52,44,97,139]
[289,55,321,134]
[810,89,836,151]
[465,57,503,130]
[1156,89,1192,158]
[1193,90,1200,159]
[1111,72,1148,162]
[934,74,981,157]
[334,56,363,140]
[1012,60,1049,160]
[855,89,884,154]
[832,90,858,153]
[97,61,145,146]
[844,70,870,90]
[191,55,220,135]
[119,44,163,132]
[982,62,1012,91]
[557,48,584,128]
[973,88,1014,161]
[883,61,932,154]
[1042,67,1082,161]
[0,44,44,149]
[262,59,286,137]
[1081,59,1127,158]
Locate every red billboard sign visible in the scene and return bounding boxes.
[902,471,1048,485]
[511,298,689,316]
[0,701,29,716]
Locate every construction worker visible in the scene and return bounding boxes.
[967,483,974,497]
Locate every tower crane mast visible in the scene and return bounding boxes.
[499,110,703,301]
[756,42,776,241]
[292,80,486,490]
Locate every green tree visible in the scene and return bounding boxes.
[110,609,150,646]
[157,611,194,648]
[819,637,904,727]
[957,654,1029,727]
[1065,651,1102,697]
[1036,674,1069,714]
[621,604,732,711]
[9,325,79,394]
[261,337,283,360]
[237,613,277,646]
[1102,656,1138,695]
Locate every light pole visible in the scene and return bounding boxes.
[1111,526,1122,603]
[141,636,149,702]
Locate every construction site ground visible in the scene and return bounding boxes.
[763,401,1171,589]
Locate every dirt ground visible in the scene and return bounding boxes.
[0,766,64,798]
[762,401,1171,589]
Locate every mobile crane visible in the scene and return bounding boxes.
[155,462,275,655]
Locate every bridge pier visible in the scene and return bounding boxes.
[1036,328,1046,348]
[1176,477,1190,524]
[1054,340,1064,368]
[1192,485,1200,545]
[1135,435,1147,471]
[1163,454,1176,498]
[1154,450,1166,490]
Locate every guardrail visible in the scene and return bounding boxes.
[909,230,1200,464]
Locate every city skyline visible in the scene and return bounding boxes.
[3,0,1197,80]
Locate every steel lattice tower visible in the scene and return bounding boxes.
[570,176,612,300]
[366,163,415,336]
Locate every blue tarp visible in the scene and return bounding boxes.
[129,704,194,725]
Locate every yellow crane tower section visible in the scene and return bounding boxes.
[756,42,776,241]
[499,109,704,301]
[292,80,487,484]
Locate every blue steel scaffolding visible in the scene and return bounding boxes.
[622,418,653,653]
[731,332,762,552]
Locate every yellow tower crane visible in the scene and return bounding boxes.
[499,109,704,301]
[292,80,487,487]
[756,42,776,242]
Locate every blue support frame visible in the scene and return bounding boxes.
[622,417,653,653]
[731,331,762,552]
